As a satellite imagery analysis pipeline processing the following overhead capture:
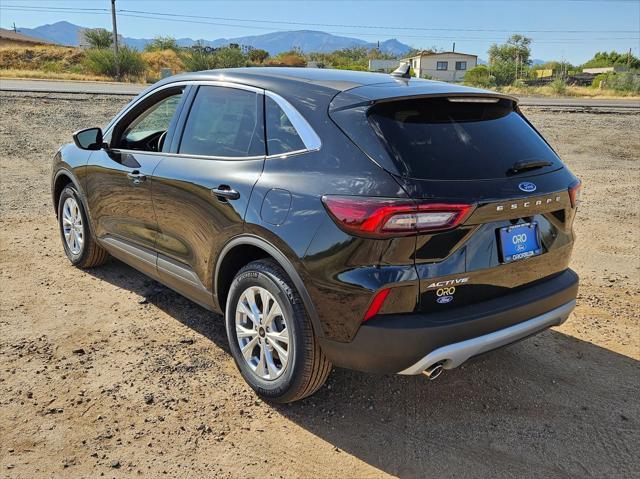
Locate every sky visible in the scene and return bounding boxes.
[1,0,639,64]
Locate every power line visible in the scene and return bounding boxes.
[3,4,638,34]
[2,5,638,45]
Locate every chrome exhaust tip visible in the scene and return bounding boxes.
[422,362,444,381]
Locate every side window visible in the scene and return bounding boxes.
[179,86,264,157]
[118,89,184,152]
[265,96,306,155]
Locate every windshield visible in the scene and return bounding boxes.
[368,97,562,180]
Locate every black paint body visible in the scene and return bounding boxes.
[52,68,579,373]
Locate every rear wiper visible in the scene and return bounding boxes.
[508,160,553,175]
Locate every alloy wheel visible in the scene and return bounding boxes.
[235,286,290,380]
[62,197,84,255]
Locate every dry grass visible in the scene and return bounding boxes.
[0,69,111,81]
[0,45,84,71]
[498,84,640,99]
[140,49,184,81]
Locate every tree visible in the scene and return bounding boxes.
[488,34,533,85]
[489,34,532,66]
[248,48,269,64]
[145,36,179,52]
[83,28,113,49]
[582,51,639,70]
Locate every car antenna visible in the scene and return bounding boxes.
[391,62,411,79]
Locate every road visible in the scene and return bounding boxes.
[2,78,639,108]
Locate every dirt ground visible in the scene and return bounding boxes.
[0,92,638,479]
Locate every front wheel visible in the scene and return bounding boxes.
[225,259,331,403]
[57,185,108,268]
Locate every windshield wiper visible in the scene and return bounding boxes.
[508,160,553,175]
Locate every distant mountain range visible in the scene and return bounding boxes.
[18,21,413,56]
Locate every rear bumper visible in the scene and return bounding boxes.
[319,269,578,374]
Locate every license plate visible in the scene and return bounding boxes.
[498,222,542,263]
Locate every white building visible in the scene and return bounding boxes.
[402,51,477,82]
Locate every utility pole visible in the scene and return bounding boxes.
[110,0,120,79]
[12,22,18,33]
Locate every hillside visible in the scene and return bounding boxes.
[18,21,412,56]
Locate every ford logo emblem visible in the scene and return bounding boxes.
[519,182,537,193]
[437,295,454,304]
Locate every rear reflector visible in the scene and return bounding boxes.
[322,196,473,238]
[569,180,582,208]
[363,288,391,322]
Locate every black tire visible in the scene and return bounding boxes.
[225,259,332,403]
[57,185,109,268]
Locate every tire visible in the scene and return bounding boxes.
[57,185,109,268]
[225,259,332,403]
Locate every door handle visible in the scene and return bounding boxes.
[211,185,240,201]
[127,170,147,185]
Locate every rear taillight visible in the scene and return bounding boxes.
[569,180,582,208]
[321,196,473,238]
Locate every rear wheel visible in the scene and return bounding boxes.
[225,259,331,403]
[57,185,108,268]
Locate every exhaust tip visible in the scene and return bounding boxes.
[422,362,444,381]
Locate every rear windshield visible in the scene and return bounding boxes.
[367,97,561,180]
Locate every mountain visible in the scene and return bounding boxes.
[19,21,81,46]
[18,21,412,56]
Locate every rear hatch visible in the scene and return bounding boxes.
[330,82,580,313]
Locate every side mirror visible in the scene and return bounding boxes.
[73,127,104,150]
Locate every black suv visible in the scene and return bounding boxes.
[52,68,580,402]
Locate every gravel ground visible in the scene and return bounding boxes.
[0,92,639,478]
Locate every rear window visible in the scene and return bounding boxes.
[368,97,561,180]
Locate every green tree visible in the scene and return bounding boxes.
[582,51,639,70]
[145,36,179,52]
[248,48,269,64]
[488,34,533,85]
[83,28,113,49]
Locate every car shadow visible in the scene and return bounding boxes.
[86,259,639,479]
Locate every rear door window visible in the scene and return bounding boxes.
[179,86,264,157]
[368,97,561,180]
[265,96,306,155]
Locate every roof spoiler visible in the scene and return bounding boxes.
[391,62,411,79]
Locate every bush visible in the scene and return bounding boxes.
[463,65,495,88]
[178,48,216,72]
[265,50,306,67]
[550,77,567,95]
[144,36,179,52]
[592,71,640,94]
[248,48,269,64]
[213,46,248,68]
[512,78,527,89]
[84,46,146,80]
